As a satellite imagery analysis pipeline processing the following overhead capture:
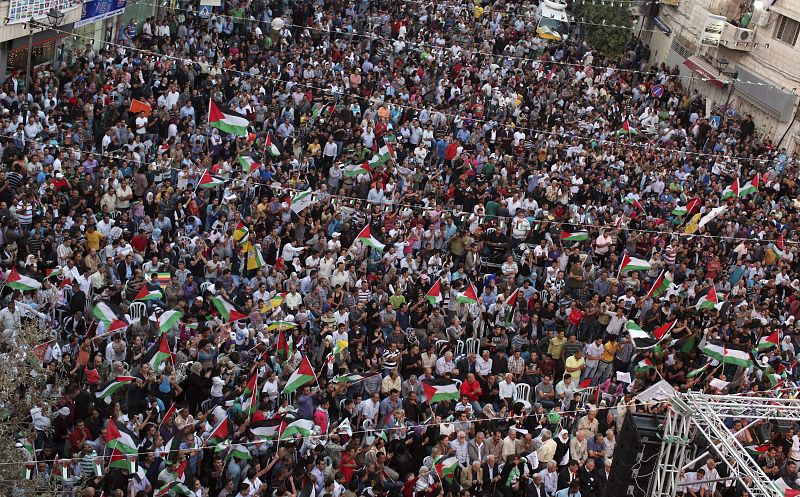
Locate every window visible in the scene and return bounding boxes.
[670,38,694,59]
[774,15,800,45]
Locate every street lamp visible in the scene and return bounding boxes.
[25,8,64,98]
[715,57,738,124]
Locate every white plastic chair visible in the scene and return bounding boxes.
[200,281,216,294]
[465,337,480,356]
[129,302,147,321]
[362,419,375,432]
[515,383,531,404]
[453,379,462,390]
[455,340,465,356]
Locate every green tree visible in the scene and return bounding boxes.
[573,3,634,58]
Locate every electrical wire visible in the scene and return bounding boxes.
[129,1,787,89]
[52,23,781,166]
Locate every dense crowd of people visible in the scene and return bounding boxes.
[1,0,799,497]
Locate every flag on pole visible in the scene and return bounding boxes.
[236,156,261,174]
[276,329,293,362]
[505,288,520,308]
[130,99,152,116]
[342,162,372,177]
[756,331,780,351]
[722,178,740,199]
[332,372,379,384]
[425,280,442,306]
[671,198,701,217]
[211,296,248,322]
[197,170,224,189]
[616,120,638,135]
[134,286,162,301]
[367,144,395,169]
[250,417,283,440]
[560,231,589,242]
[157,310,183,334]
[223,444,253,462]
[698,206,727,228]
[635,358,654,372]
[283,356,316,394]
[686,363,711,378]
[266,132,280,157]
[653,320,677,341]
[695,286,720,311]
[261,292,286,313]
[105,420,138,454]
[279,419,315,440]
[5,267,41,290]
[701,341,753,368]
[739,174,759,197]
[206,417,230,448]
[434,456,460,482]
[355,225,385,252]
[208,100,250,136]
[619,254,651,273]
[95,376,135,400]
[144,335,172,371]
[421,379,461,403]
[646,270,672,300]
[457,283,478,304]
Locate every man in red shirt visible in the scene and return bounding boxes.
[459,373,483,413]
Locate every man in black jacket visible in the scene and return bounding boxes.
[578,459,601,497]
[557,460,579,490]
[482,454,501,496]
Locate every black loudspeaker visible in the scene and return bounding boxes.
[608,413,663,497]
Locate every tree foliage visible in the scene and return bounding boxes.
[573,3,634,58]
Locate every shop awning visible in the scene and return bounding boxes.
[683,57,730,89]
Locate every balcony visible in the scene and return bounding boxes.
[718,22,756,52]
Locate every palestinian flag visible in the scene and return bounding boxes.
[646,270,672,300]
[367,144,395,169]
[745,443,771,458]
[434,456,459,482]
[206,417,230,447]
[233,222,250,245]
[739,174,759,197]
[241,373,259,398]
[456,283,478,304]
[695,286,720,311]
[356,225,385,252]
[250,417,282,440]
[686,363,711,378]
[619,254,651,273]
[157,310,183,334]
[332,372,378,384]
[279,419,315,440]
[161,403,177,424]
[577,378,593,390]
[241,381,260,417]
[161,431,186,464]
[616,119,638,135]
[197,170,224,189]
[108,448,135,472]
[756,331,780,352]
[787,489,800,497]
[701,341,753,368]
[376,431,389,444]
[671,198,701,217]
[283,356,316,394]
[98,319,130,338]
[211,296,248,322]
[626,322,657,350]
[422,379,461,403]
[635,358,654,372]
[560,231,589,241]
[425,280,442,306]
[134,286,162,301]
[5,267,41,291]
[722,178,740,199]
[144,335,171,371]
[208,100,250,137]
[224,444,252,463]
[767,372,787,387]
[236,156,261,174]
[266,133,280,157]
[89,301,121,326]
[95,376,135,400]
[343,162,371,177]
[653,320,677,341]
[156,482,193,497]
[105,420,138,454]
[624,197,646,214]
[276,329,293,362]
[246,244,266,271]
[505,288,520,308]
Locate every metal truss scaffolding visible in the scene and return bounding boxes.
[650,392,800,497]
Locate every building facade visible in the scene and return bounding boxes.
[644,0,800,153]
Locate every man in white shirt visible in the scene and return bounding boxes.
[476,350,493,379]
[498,373,516,404]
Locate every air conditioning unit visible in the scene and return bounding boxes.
[735,27,755,42]
[755,10,771,27]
